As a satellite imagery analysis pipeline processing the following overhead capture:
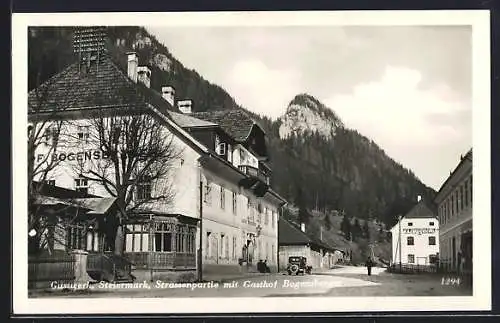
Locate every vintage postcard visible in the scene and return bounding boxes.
[12,10,491,314]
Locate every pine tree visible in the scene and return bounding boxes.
[323,213,332,231]
[363,221,370,240]
[352,219,362,242]
[340,213,351,240]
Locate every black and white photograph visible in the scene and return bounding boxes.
[12,11,491,314]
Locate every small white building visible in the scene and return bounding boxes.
[390,198,439,266]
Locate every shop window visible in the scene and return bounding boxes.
[429,236,436,245]
[74,177,88,194]
[408,254,415,264]
[407,236,414,245]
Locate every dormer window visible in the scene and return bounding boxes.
[216,142,226,156]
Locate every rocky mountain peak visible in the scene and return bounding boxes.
[279,93,344,140]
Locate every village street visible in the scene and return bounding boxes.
[32,265,471,298]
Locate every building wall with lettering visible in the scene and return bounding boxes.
[390,217,440,265]
[32,115,202,219]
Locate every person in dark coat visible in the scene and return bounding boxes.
[366,257,374,276]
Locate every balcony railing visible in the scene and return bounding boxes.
[238,165,270,185]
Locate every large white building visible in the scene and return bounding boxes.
[390,199,439,266]
[434,149,472,274]
[28,29,286,282]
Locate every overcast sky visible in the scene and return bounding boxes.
[146,25,472,191]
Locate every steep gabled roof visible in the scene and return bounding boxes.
[28,54,175,115]
[169,111,219,128]
[191,109,260,143]
[403,199,437,219]
[278,218,337,252]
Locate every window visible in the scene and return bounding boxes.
[429,221,434,226]
[136,176,152,201]
[227,143,232,163]
[66,224,85,250]
[176,225,195,253]
[204,183,212,205]
[225,235,229,258]
[429,236,436,245]
[247,199,255,224]
[86,229,100,252]
[232,192,237,215]
[464,181,469,207]
[44,180,55,186]
[206,231,211,258]
[470,175,473,206]
[407,222,413,227]
[451,195,455,216]
[125,224,149,252]
[460,185,464,211]
[407,236,414,245]
[74,177,88,194]
[77,126,90,143]
[264,207,269,225]
[455,190,459,214]
[232,237,237,259]
[220,186,225,209]
[154,222,173,252]
[408,254,415,264]
[272,211,276,228]
[44,126,59,146]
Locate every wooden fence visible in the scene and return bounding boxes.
[28,253,76,288]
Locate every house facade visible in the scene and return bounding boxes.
[278,218,342,271]
[28,28,286,282]
[390,199,439,266]
[434,149,472,274]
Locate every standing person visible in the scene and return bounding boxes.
[366,257,373,276]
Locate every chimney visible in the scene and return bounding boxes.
[300,223,306,233]
[417,195,422,202]
[178,99,193,114]
[137,66,151,88]
[162,86,175,106]
[127,52,138,83]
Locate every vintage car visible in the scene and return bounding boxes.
[286,256,312,275]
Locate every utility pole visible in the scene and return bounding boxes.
[197,165,203,282]
[398,215,402,272]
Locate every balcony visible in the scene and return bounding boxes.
[238,165,270,185]
[238,165,270,197]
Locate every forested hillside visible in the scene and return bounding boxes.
[28,26,436,233]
